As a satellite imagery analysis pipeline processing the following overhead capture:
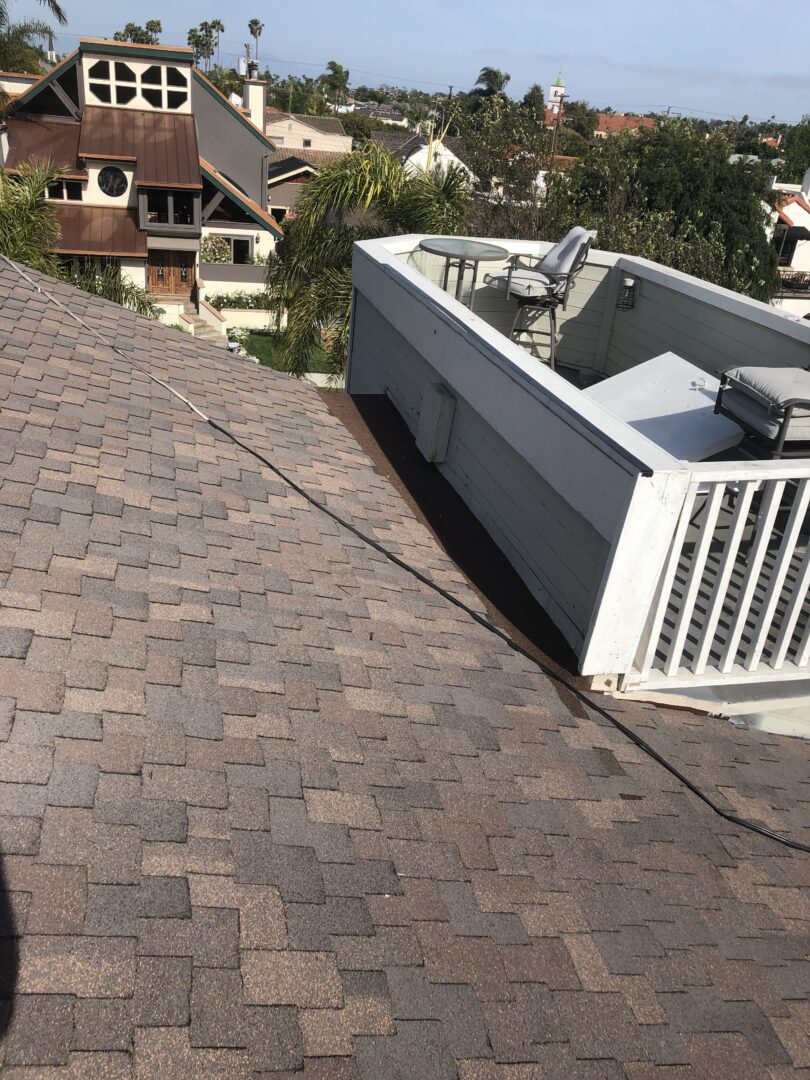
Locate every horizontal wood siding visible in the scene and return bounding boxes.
[607,277,810,378]
[400,249,609,373]
[349,293,609,650]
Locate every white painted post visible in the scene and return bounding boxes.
[579,469,692,677]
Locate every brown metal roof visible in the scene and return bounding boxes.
[4,117,85,179]
[52,203,147,257]
[79,107,202,189]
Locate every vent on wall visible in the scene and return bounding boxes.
[415,383,456,463]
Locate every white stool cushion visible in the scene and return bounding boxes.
[483,269,555,298]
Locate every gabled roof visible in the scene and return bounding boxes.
[79,108,201,189]
[200,157,282,237]
[266,148,346,179]
[265,111,348,136]
[12,49,78,111]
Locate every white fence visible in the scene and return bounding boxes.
[631,461,810,688]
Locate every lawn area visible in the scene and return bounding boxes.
[245,332,331,374]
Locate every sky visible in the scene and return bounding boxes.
[15,0,810,123]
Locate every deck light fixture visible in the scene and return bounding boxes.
[616,273,638,311]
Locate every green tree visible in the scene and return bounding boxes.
[321,59,349,108]
[248,18,264,65]
[471,66,511,99]
[267,142,472,376]
[210,19,224,67]
[113,20,161,44]
[547,121,780,301]
[0,17,52,74]
[341,112,395,141]
[207,66,242,98]
[521,83,545,115]
[0,163,61,274]
[563,100,598,140]
[780,121,810,184]
[187,22,215,70]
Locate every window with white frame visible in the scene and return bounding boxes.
[46,180,83,201]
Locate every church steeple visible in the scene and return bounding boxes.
[549,72,565,114]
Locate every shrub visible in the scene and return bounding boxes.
[200,235,232,263]
[207,290,273,310]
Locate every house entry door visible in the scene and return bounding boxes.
[147,251,194,295]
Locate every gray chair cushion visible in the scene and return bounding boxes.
[726,365,810,408]
[483,269,555,298]
[722,366,810,442]
[539,226,597,276]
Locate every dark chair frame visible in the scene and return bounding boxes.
[503,235,595,371]
[715,371,810,459]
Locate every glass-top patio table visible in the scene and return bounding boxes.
[419,237,509,311]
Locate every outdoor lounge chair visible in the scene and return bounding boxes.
[483,226,597,370]
[715,366,810,458]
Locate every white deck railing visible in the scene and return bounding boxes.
[349,235,810,691]
[632,461,810,688]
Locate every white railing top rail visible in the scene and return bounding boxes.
[689,458,810,482]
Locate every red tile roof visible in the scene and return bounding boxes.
[595,113,656,134]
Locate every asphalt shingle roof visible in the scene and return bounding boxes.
[0,261,809,1075]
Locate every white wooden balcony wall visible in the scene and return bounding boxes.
[348,235,810,690]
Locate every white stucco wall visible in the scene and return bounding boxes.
[83,160,138,209]
[120,258,147,289]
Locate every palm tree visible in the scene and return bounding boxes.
[267,141,472,377]
[210,19,224,68]
[0,162,62,274]
[472,66,511,99]
[322,59,349,110]
[248,18,263,66]
[0,17,53,75]
[0,0,67,28]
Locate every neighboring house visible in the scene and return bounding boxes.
[264,110,352,154]
[353,105,408,128]
[0,38,282,333]
[0,71,41,98]
[266,147,348,222]
[768,174,810,318]
[593,113,656,137]
[369,130,476,182]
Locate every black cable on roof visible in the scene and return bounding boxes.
[4,254,809,857]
